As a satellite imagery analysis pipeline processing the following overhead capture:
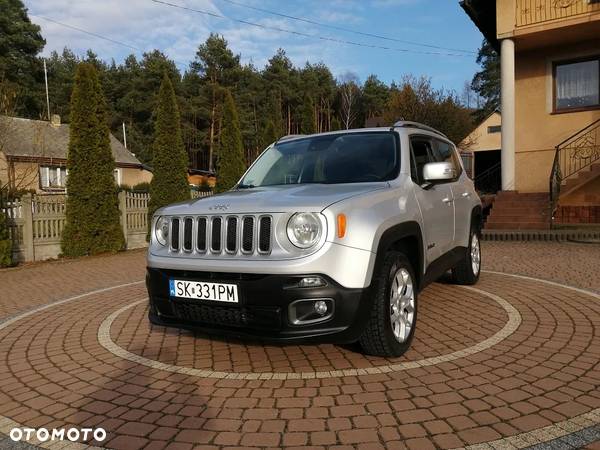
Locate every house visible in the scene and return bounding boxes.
[461,0,600,228]
[0,115,152,193]
[459,111,502,193]
[188,168,216,189]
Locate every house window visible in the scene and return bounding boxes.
[554,57,600,112]
[487,125,501,134]
[39,166,67,190]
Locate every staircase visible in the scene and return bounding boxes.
[485,191,550,230]
[550,118,600,223]
[559,162,600,198]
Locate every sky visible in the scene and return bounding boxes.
[24,0,485,94]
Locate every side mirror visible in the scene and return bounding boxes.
[423,162,456,183]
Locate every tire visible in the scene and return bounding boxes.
[452,225,481,285]
[359,251,418,357]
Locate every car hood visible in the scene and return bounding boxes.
[158,183,388,216]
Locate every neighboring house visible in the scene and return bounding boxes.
[461,0,600,228]
[188,168,216,188]
[0,115,152,192]
[459,111,502,193]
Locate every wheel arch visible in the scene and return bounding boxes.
[471,204,483,233]
[372,221,424,290]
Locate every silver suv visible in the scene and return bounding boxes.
[146,122,482,357]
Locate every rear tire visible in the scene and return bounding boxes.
[359,251,418,357]
[452,226,481,285]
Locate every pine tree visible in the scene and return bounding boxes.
[61,63,125,256]
[471,39,500,121]
[148,74,190,226]
[215,89,246,193]
[300,96,316,134]
[0,0,45,117]
[0,195,12,267]
[262,120,278,149]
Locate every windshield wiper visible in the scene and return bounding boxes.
[237,183,255,189]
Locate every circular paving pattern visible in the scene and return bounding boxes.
[0,272,598,450]
[103,283,518,378]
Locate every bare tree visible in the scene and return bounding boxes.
[0,80,47,194]
[338,72,361,130]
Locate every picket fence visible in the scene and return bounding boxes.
[2,190,213,262]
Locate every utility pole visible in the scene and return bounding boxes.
[122,122,127,148]
[43,59,51,120]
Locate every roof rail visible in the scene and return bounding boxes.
[392,121,448,139]
[277,134,305,142]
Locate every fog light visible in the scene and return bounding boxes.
[298,276,326,288]
[289,298,334,325]
[314,300,328,316]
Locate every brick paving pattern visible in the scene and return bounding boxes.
[0,242,598,449]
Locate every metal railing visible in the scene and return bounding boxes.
[516,0,600,27]
[549,118,600,223]
[474,161,502,194]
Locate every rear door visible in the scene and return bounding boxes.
[409,136,455,264]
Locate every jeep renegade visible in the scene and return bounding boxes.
[146,121,482,357]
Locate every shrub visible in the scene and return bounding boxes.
[0,197,12,267]
[61,63,125,256]
[148,74,189,232]
[215,89,245,193]
[132,182,151,193]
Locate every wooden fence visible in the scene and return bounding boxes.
[1,190,213,262]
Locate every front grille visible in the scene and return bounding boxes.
[242,217,254,253]
[258,216,272,253]
[171,218,180,250]
[172,300,281,330]
[197,218,207,252]
[169,214,272,256]
[211,217,222,252]
[183,218,193,252]
[226,217,238,253]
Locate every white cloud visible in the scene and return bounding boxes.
[24,0,360,75]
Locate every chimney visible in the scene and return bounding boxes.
[50,114,61,127]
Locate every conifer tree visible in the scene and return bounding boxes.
[61,63,125,256]
[148,74,190,224]
[215,89,245,193]
[262,120,278,148]
[300,97,316,134]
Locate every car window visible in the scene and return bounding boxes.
[239,132,400,187]
[433,139,462,177]
[409,138,436,185]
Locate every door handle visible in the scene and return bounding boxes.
[442,197,453,204]
[461,192,471,198]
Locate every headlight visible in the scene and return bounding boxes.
[287,213,322,249]
[155,216,169,246]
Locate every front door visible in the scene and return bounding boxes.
[409,137,455,264]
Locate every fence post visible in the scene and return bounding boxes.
[21,193,34,262]
[118,191,128,249]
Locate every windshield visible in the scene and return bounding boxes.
[239,131,399,187]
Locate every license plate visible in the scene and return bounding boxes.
[169,279,239,303]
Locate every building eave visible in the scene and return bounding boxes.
[460,0,500,52]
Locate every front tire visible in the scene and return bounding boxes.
[359,252,418,357]
[452,227,481,285]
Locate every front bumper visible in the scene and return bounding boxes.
[146,267,373,343]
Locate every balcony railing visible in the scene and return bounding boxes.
[516,0,600,27]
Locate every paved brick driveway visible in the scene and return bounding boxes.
[0,242,598,449]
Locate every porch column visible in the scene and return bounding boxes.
[500,38,516,191]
